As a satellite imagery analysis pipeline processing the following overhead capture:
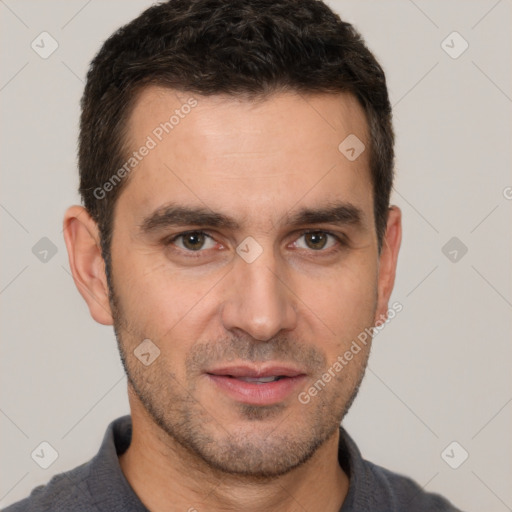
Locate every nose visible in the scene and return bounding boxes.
[220,249,298,341]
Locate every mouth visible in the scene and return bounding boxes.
[227,375,286,383]
[205,364,307,406]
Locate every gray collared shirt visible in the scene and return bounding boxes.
[3,415,462,511]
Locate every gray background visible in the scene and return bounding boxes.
[1,1,511,510]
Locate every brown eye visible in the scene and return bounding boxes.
[183,232,205,250]
[304,232,329,250]
[170,231,216,251]
[294,231,338,251]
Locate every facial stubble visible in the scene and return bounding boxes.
[107,273,372,479]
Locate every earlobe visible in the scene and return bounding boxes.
[375,206,402,324]
[62,205,114,326]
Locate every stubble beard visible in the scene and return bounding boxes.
[108,278,372,479]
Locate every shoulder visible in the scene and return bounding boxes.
[2,461,95,512]
[338,426,464,512]
[6,418,462,512]
[363,459,463,511]
[2,416,134,512]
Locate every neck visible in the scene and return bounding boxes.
[119,405,349,512]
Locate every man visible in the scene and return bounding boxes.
[5,0,462,510]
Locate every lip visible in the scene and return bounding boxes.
[207,364,305,378]
[206,364,307,406]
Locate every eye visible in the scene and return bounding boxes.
[293,231,342,252]
[168,231,217,251]
[165,229,344,256]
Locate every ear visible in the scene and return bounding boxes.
[374,206,402,323]
[62,205,114,325]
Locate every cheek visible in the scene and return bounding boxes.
[308,269,376,397]
[112,252,215,343]
[300,260,377,336]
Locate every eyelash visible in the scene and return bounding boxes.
[164,230,347,257]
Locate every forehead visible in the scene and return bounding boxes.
[117,86,373,228]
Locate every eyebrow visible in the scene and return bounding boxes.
[139,201,364,235]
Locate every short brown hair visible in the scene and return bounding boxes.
[78,0,394,280]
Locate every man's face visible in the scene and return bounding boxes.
[107,87,389,476]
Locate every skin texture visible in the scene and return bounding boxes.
[63,88,402,512]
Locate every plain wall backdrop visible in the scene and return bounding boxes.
[1,1,511,510]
